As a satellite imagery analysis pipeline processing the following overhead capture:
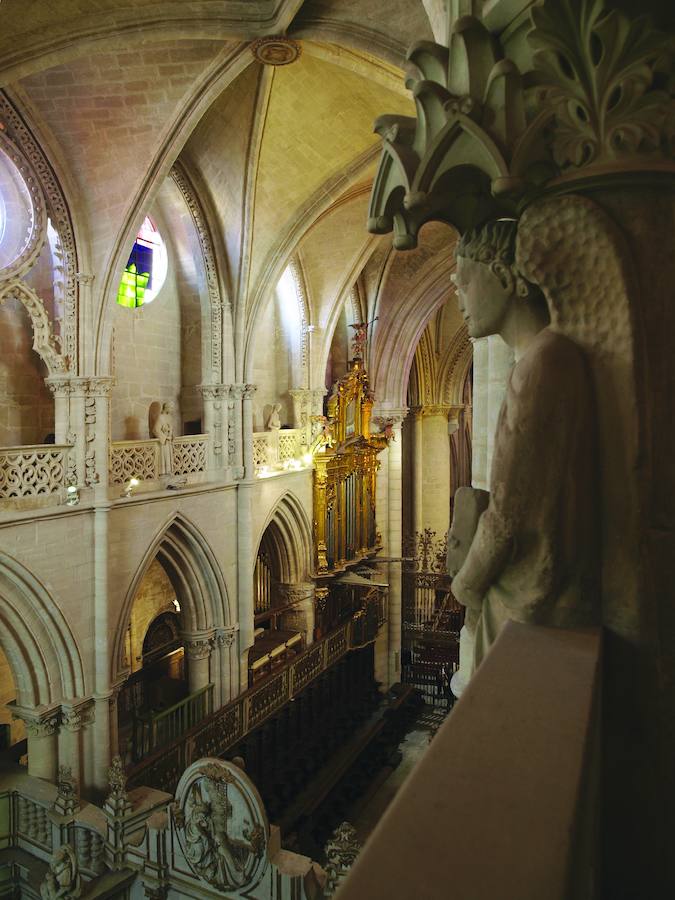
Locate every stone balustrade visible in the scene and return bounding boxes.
[109,434,208,485]
[109,439,159,484]
[252,428,304,474]
[336,622,601,900]
[0,444,72,500]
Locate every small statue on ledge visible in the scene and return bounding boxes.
[449,218,598,675]
[266,402,281,431]
[151,400,175,475]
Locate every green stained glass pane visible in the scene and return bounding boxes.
[116,263,151,308]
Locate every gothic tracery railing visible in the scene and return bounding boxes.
[109,439,159,484]
[109,435,208,485]
[0,444,71,499]
[172,434,207,476]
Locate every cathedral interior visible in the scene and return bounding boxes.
[0,0,673,898]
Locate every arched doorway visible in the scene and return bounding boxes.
[117,560,189,761]
[114,515,235,760]
[249,495,313,685]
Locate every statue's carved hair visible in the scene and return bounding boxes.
[456,219,518,266]
[456,218,548,311]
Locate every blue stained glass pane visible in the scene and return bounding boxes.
[126,241,153,289]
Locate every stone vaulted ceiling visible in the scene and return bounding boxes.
[0,0,465,388]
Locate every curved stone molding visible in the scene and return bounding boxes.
[0,279,66,374]
[170,161,226,381]
[0,91,79,369]
[0,129,47,281]
[250,36,302,66]
[288,255,310,374]
[173,758,268,893]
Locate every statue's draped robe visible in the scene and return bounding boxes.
[457,328,598,667]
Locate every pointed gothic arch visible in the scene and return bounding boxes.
[112,513,231,681]
[0,552,85,709]
[254,491,313,585]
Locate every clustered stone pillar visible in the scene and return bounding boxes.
[242,384,256,480]
[231,384,245,478]
[277,583,316,644]
[198,384,231,478]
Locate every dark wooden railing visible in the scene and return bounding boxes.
[127,595,387,794]
[132,683,214,761]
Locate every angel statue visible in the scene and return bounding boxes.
[449,218,598,676]
[150,400,175,475]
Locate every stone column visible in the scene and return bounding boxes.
[231,384,244,479]
[289,389,312,445]
[422,407,452,538]
[45,376,71,445]
[85,378,115,500]
[59,704,90,790]
[387,416,405,687]
[183,634,213,695]
[278,583,316,644]
[19,710,60,782]
[213,627,238,706]
[91,498,113,793]
[198,384,230,479]
[237,481,255,691]
[412,408,424,535]
[242,384,256,480]
[68,378,88,488]
[311,388,327,421]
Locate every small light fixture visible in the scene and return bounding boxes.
[122,477,139,498]
[302,452,313,466]
[65,484,80,507]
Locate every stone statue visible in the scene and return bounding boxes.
[40,845,81,900]
[449,218,598,671]
[266,402,281,431]
[447,486,489,695]
[151,401,174,475]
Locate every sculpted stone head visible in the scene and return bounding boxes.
[451,219,547,340]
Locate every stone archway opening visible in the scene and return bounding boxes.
[249,496,314,685]
[116,559,189,762]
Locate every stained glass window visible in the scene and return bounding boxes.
[116,216,167,308]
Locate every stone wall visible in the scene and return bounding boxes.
[0,646,23,745]
[127,559,178,674]
[0,298,54,446]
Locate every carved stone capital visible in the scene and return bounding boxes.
[45,376,72,397]
[198,383,230,401]
[243,383,257,400]
[75,272,95,286]
[184,638,213,660]
[214,628,236,649]
[372,405,408,427]
[24,714,60,738]
[86,376,115,398]
[61,700,94,732]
